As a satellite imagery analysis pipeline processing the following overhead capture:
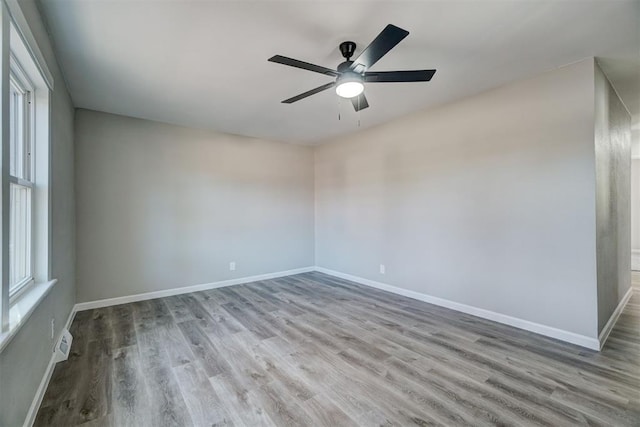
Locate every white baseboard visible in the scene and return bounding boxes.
[23,306,76,427]
[74,267,316,311]
[314,267,601,351]
[598,286,633,350]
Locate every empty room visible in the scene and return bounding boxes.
[0,0,639,426]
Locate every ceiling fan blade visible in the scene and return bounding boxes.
[350,24,409,70]
[269,55,339,77]
[351,93,369,111]
[282,82,336,103]
[364,69,436,82]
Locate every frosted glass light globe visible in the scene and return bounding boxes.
[336,81,364,98]
[335,72,364,98]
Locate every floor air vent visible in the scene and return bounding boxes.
[54,329,73,363]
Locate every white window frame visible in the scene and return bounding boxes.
[0,0,55,350]
[8,53,35,301]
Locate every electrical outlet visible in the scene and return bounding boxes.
[229,261,236,271]
[379,264,386,274]
[51,318,55,340]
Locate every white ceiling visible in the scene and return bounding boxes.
[38,0,640,144]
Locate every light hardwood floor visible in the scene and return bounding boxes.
[34,272,640,426]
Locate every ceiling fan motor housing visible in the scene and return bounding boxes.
[337,61,355,73]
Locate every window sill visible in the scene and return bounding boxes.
[0,278,57,353]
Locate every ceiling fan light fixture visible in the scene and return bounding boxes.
[335,72,364,98]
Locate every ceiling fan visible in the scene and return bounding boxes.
[268,24,436,111]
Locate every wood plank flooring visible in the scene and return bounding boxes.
[34,272,640,426]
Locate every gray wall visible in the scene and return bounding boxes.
[632,158,639,271]
[75,110,314,303]
[0,1,75,426]
[594,64,632,332]
[633,159,640,248]
[315,59,599,338]
[632,133,639,270]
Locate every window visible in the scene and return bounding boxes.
[8,61,34,299]
[0,10,54,348]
